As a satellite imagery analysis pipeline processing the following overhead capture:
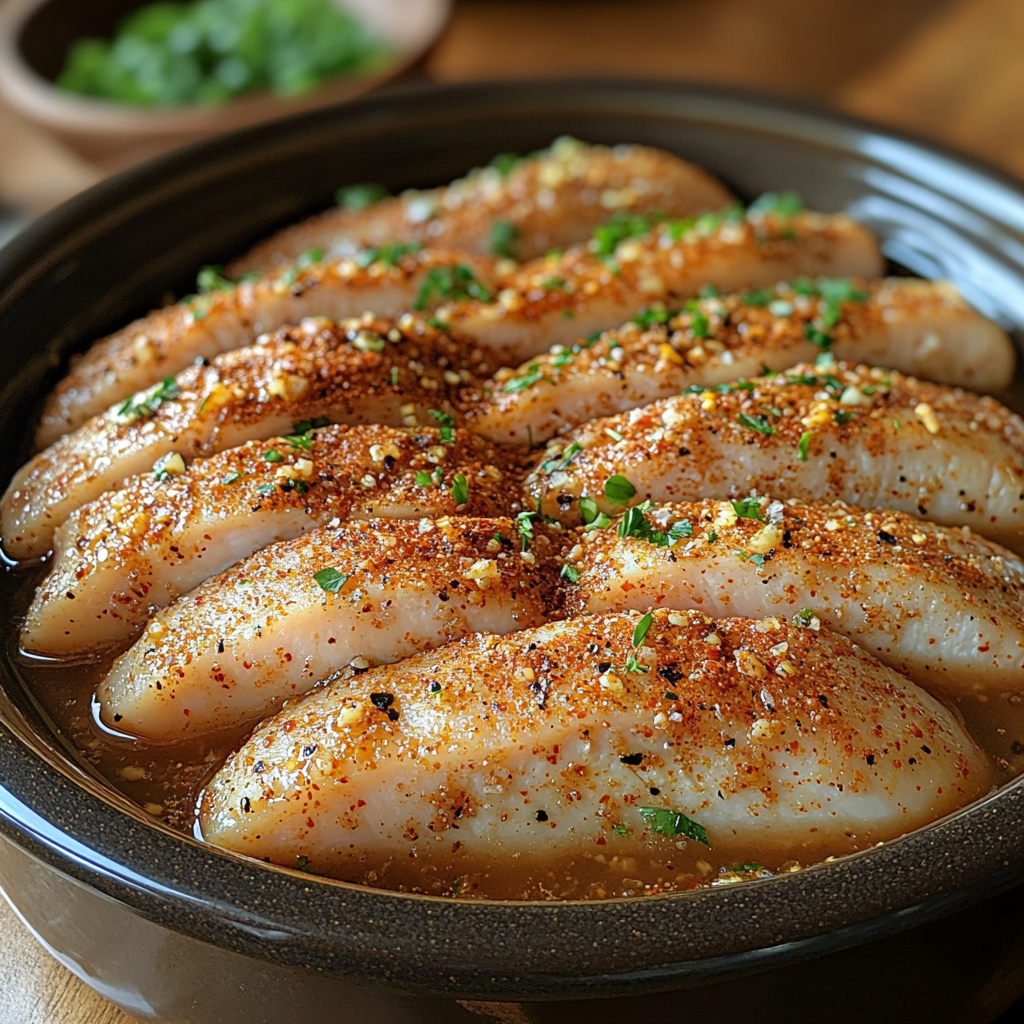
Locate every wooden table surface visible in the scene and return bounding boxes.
[2,0,1023,1019]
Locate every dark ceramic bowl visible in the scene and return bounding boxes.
[3,81,1024,1024]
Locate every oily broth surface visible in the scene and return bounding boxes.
[5,552,1023,900]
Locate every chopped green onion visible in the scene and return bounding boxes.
[604,474,636,506]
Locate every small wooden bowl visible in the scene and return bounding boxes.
[0,0,450,171]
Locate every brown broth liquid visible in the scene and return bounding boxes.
[6,555,1024,900]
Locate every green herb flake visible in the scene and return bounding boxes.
[114,376,182,424]
[793,608,819,628]
[515,510,537,551]
[542,441,582,474]
[749,191,804,217]
[414,470,435,488]
[355,241,422,268]
[489,219,519,258]
[612,823,629,836]
[769,299,794,317]
[742,289,773,307]
[503,362,551,393]
[313,567,349,594]
[579,496,601,524]
[590,211,657,258]
[414,264,492,310]
[337,183,390,211]
[220,471,241,485]
[263,449,284,463]
[737,412,777,436]
[449,474,469,506]
[730,498,766,521]
[489,152,520,177]
[733,862,764,873]
[604,474,636,506]
[631,305,673,329]
[584,512,614,532]
[428,409,456,443]
[698,283,721,298]
[560,564,580,583]
[638,806,710,846]
[632,611,654,648]
[197,265,233,293]
[804,322,833,349]
[797,431,811,462]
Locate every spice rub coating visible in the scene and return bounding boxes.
[438,207,882,370]
[525,362,1024,552]
[99,516,549,741]
[200,610,990,891]
[38,248,500,447]
[3,315,491,560]
[567,498,1024,696]
[470,278,1014,444]
[22,426,523,655]
[229,137,733,275]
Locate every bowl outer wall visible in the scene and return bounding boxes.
[0,79,1024,1001]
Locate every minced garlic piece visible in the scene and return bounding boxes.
[915,402,941,434]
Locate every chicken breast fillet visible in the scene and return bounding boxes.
[469,278,1014,444]
[3,316,490,560]
[566,498,1024,697]
[200,610,991,894]
[229,137,733,275]
[22,426,523,655]
[37,249,499,447]
[524,362,1024,552]
[438,206,882,365]
[98,516,549,741]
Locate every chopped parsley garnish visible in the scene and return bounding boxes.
[818,278,869,304]
[618,501,692,547]
[543,277,567,290]
[590,211,657,258]
[804,322,832,349]
[707,529,718,543]
[731,498,766,521]
[292,417,329,434]
[196,265,233,293]
[748,191,804,217]
[604,474,636,506]
[503,362,551,393]
[579,496,600,524]
[489,152,520,177]
[742,289,773,307]
[296,248,324,269]
[449,474,469,506]
[686,304,711,339]
[612,823,629,836]
[737,412,777,436]
[542,441,582,474]
[560,564,580,583]
[414,264,492,309]
[699,283,721,298]
[734,550,765,566]
[263,449,284,462]
[632,611,654,648]
[489,219,519,258]
[414,470,436,488]
[282,428,314,451]
[793,608,818,628]
[313,567,349,594]
[631,306,674,330]
[390,366,399,386]
[638,806,710,846]
[552,348,575,368]
[733,862,764,873]
[834,409,856,425]
[220,471,241,485]
[337,183,389,211]
[797,430,811,462]
[114,376,182,423]
[515,510,537,551]
[355,241,422,268]
[428,409,456,443]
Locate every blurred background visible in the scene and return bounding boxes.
[1,0,1023,1021]
[0,0,1021,239]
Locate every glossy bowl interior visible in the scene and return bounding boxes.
[3,80,1024,1018]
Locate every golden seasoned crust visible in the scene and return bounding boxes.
[3,314,494,560]
[524,362,1024,551]
[467,276,1013,443]
[23,425,527,654]
[229,138,733,275]
[38,248,500,447]
[200,610,990,889]
[99,515,553,739]
[563,497,1024,693]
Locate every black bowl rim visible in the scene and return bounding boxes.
[3,77,1024,1001]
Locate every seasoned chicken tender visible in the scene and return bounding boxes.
[3,315,490,560]
[439,206,882,369]
[229,137,733,275]
[470,278,1014,444]
[22,426,523,654]
[98,516,550,740]
[566,498,1024,697]
[200,610,991,893]
[525,363,1024,552]
[38,248,498,447]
